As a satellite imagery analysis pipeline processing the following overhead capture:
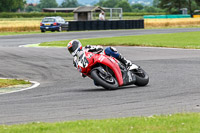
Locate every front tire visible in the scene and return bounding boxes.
[91,69,118,90]
[132,68,149,86]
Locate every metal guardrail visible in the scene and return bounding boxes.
[68,20,144,31]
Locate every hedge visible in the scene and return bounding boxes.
[0,12,74,18]
[0,12,166,18]
[123,12,166,16]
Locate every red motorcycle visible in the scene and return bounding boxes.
[76,50,149,90]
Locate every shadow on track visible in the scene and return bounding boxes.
[76,85,145,92]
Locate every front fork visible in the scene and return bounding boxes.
[119,63,138,85]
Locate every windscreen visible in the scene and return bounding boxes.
[42,18,55,22]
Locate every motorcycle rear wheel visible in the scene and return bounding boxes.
[91,70,118,90]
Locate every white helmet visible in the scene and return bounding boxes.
[67,40,82,56]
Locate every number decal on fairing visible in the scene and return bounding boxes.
[99,55,105,62]
[78,53,89,68]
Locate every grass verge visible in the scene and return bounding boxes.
[0,31,70,36]
[39,31,200,49]
[0,113,199,133]
[0,79,31,88]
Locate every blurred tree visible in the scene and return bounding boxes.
[25,5,41,12]
[0,0,26,12]
[153,0,160,7]
[25,6,34,12]
[95,0,167,13]
[104,0,121,8]
[132,3,144,10]
[144,6,158,12]
[96,0,121,8]
[97,0,105,6]
[158,0,200,14]
[38,0,58,9]
[116,0,132,12]
[158,0,185,13]
[61,0,79,8]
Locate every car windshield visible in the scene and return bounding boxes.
[42,18,55,22]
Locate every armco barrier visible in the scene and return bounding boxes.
[68,20,144,31]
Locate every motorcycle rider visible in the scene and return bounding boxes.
[67,40,132,69]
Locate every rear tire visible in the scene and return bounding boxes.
[91,70,118,90]
[132,68,149,86]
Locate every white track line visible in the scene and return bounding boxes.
[19,43,65,48]
[19,43,40,48]
[19,44,200,51]
[130,46,200,51]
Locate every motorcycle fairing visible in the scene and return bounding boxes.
[95,54,124,86]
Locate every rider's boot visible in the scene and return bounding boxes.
[117,54,132,68]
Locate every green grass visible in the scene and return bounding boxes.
[0,31,70,36]
[0,79,31,88]
[0,113,199,133]
[0,31,42,36]
[122,16,143,20]
[39,31,200,49]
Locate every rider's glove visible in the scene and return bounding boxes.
[96,45,103,49]
[85,45,91,49]
[86,45,103,53]
[95,46,103,53]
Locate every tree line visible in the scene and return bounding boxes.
[0,0,26,12]
[97,0,200,14]
[155,0,200,14]
[25,0,164,13]
[1,0,200,14]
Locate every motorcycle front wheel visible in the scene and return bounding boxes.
[91,69,118,90]
[131,68,149,86]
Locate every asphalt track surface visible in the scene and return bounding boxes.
[0,28,200,125]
